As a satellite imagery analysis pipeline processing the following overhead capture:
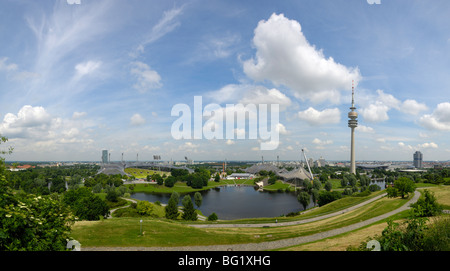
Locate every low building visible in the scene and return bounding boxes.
[226,173,255,180]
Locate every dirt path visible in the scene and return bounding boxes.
[83,191,420,251]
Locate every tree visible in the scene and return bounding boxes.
[136,201,154,216]
[298,192,310,210]
[324,181,333,192]
[191,174,204,189]
[312,179,322,190]
[105,186,119,202]
[318,190,342,206]
[410,189,443,217]
[340,177,348,188]
[208,212,218,221]
[63,187,110,220]
[1,137,74,250]
[194,192,202,208]
[214,173,220,182]
[268,175,277,185]
[153,174,163,185]
[181,195,197,221]
[165,193,179,219]
[311,189,319,206]
[164,176,176,188]
[394,177,416,199]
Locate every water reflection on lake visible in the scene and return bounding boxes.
[131,185,313,220]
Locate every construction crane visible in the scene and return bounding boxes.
[302,148,314,181]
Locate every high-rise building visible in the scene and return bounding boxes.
[348,81,358,174]
[414,151,423,168]
[102,150,108,164]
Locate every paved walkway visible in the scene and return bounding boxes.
[84,191,421,251]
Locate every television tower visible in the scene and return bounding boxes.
[348,80,358,175]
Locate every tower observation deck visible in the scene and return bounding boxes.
[348,81,358,174]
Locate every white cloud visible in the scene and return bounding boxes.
[130,113,146,126]
[418,142,438,149]
[0,57,18,72]
[276,123,289,135]
[130,61,162,92]
[0,105,95,158]
[131,5,185,57]
[360,90,428,123]
[239,87,292,109]
[0,105,52,138]
[0,57,38,81]
[297,107,340,125]
[312,138,333,149]
[74,60,101,78]
[398,141,438,151]
[401,99,428,115]
[359,102,390,123]
[72,111,87,119]
[226,139,235,145]
[243,13,361,104]
[357,125,375,133]
[419,102,450,131]
[206,84,292,109]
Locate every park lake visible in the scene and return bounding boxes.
[130,185,309,220]
[130,180,386,220]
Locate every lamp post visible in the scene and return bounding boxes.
[140,219,143,236]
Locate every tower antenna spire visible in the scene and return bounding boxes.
[352,80,355,108]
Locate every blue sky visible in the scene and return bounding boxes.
[0,0,449,162]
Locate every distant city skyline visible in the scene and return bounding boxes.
[1,1,450,162]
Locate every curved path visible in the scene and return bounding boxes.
[84,191,421,251]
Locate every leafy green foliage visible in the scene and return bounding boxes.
[62,187,109,220]
[181,195,197,221]
[165,193,179,219]
[297,191,310,210]
[194,192,202,208]
[207,212,218,221]
[0,137,74,250]
[136,201,154,216]
[410,189,443,217]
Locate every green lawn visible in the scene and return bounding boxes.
[263,180,293,191]
[124,168,171,179]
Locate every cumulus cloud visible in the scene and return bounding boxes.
[297,107,340,125]
[401,99,428,115]
[72,111,87,119]
[130,61,162,92]
[243,13,361,104]
[359,102,390,123]
[0,105,52,137]
[357,125,375,133]
[0,105,95,155]
[312,138,333,149]
[419,102,450,131]
[398,141,438,151]
[360,90,427,123]
[130,113,146,126]
[206,84,292,109]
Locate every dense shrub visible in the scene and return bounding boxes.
[317,191,342,206]
[208,212,218,221]
[63,187,109,220]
